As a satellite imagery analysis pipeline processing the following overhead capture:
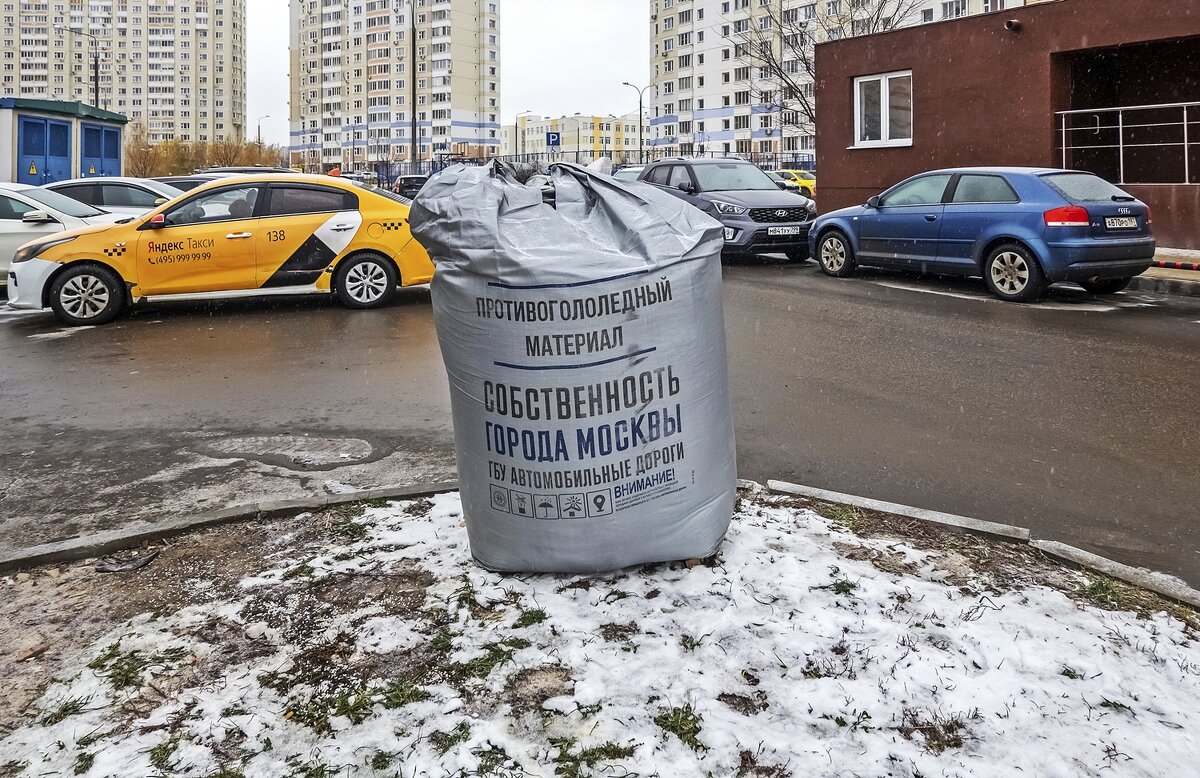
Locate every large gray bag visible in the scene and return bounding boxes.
[410,162,736,573]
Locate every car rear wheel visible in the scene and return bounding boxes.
[49,264,126,326]
[983,244,1046,302]
[800,187,813,198]
[817,231,856,278]
[334,253,398,309]
[1079,277,1132,295]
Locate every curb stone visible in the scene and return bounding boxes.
[1032,540,1200,611]
[0,480,459,575]
[765,479,1030,542]
[762,479,1200,611]
[1128,274,1200,298]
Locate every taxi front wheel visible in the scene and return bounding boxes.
[49,264,126,326]
[334,253,398,310]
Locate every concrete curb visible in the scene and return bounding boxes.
[765,479,1030,542]
[1129,274,1200,298]
[1032,540,1200,610]
[764,479,1200,611]
[0,480,459,575]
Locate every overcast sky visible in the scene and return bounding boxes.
[249,0,650,147]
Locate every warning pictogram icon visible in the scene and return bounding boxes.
[28,162,37,176]
[89,163,96,174]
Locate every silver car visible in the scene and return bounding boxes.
[0,183,126,283]
[44,176,184,217]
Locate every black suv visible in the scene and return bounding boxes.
[638,158,816,261]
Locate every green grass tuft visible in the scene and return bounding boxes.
[379,681,431,708]
[73,752,94,775]
[514,609,548,628]
[653,704,707,752]
[148,734,181,772]
[39,696,91,727]
[550,737,636,778]
[429,722,471,756]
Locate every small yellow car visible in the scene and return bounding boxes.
[6,173,434,326]
[774,170,816,199]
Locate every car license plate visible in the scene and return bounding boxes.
[768,226,802,236]
[1105,217,1137,229]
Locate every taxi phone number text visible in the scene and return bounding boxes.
[147,252,214,265]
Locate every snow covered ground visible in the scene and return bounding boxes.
[2,491,1199,777]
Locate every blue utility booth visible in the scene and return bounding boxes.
[0,99,127,185]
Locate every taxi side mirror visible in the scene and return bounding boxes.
[154,197,170,206]
[22,210,57,224]
[147,213,167,229]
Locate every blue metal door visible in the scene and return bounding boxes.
[17,117,72,185]
[102,127,122,176]
[81,124,122,177]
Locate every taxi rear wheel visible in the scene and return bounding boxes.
[48,264,126,326]
[334,252,398,309]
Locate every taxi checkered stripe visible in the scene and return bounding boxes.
[102,246,127,257]
[381,221,406,231]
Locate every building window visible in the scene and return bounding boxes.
[853,70,912,148]
[941,0,968,19]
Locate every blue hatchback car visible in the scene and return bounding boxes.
[808,168,1156,302]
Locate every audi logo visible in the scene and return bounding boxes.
[775,210,788,218]
[1117,207,1132,215]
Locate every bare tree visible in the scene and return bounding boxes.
[123,120,160,177]
[733,0,925,143]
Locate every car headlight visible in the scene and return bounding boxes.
[711,200,748,215]
[806,199,817,214]
[12,235,76,264]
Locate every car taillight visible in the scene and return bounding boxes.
[1146,207,1152,225]
[1043,206,1090,227]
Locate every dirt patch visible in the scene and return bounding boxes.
[0,500,433,735]
[717,691,769,716]
[503,665,573,714]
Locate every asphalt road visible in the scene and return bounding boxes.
[2,266,1199,584]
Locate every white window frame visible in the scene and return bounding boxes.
[852,69,913,149]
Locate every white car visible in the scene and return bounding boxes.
[44,176,184,217]
[0,183,127,283]
[613,165,645,182]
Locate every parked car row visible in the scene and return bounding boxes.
[4,159,1157,325]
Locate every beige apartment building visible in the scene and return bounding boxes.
[501,111,650,165]
[2,0,247,144]
[289,0,501,174]
[648,0,1029,160]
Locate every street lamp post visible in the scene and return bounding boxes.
[515,110,534,159]
[409,0,417,173]
[55,25,100,108]
[256,114,270,148]
[622,82,652,164]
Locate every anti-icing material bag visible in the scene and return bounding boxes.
[410,162,736,572]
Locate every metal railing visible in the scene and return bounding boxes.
[1055,101,1199,185]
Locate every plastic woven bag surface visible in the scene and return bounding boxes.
[411,162,736,572]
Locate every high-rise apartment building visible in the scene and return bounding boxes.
[3,0,247,144]
[289,0,501,174]
[648,0,1026,159]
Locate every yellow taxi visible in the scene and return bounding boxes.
[6,173,434,326]
[774,170,816,199]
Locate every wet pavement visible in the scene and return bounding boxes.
[2,266,1199,583]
